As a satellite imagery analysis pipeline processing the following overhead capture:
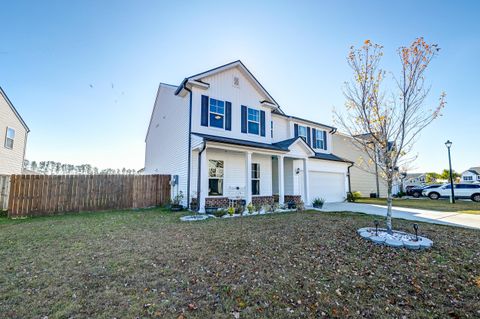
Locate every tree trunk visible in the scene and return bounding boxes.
[386,180,393,234]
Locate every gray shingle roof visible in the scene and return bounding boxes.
[193,133,352,163]
[311,153,353,163]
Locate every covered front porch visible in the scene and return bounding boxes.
[191,136,314,212]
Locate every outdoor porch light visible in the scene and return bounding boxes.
[374,220,379,236]
[295,168,301,175]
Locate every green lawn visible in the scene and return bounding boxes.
[356,197,480,214]
[1,208,479,318]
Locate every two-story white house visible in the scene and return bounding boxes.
[145,61,354,211]
[461,168,480,183]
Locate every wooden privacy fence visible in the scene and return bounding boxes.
[0,175,10,210]
[7,174,171,218]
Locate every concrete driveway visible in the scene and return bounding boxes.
[318,202,480,230]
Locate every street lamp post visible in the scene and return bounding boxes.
[445,140,455,204]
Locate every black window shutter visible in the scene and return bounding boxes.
[294,123,299,137]
[323,131,327,150]
[307,127,311,145]
[225,101,232,131]
[241,105,247,133]
[201,95,209,127]
[260,110,266,136]
[312,128,317,148]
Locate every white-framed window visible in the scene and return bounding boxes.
[208,160,224,196]
[4,127,15,149]
[463,176,473,181]
[247,108,260,135]
[477,175,480,181]
[315,130,325,149]
[298,125,307,140]
[209,99,225,129]
[270,121,274,138]
[252,163,260,195]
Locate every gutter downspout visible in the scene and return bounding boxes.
[196,142,207,211]
[185,84,193,210]
[347,162,354,195]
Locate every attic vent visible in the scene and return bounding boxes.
[233,76,240,88]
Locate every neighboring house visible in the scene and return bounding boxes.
[145,61,354,211]
[332,133,388,197]
[0,87,29,175]
[404,173,426,188]
[461,168,480,183]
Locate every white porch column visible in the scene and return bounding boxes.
[199,149,208,213]
[277,155,285,205]
[245,151,252,205]
[303,157,310,205]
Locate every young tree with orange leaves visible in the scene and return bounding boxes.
[334,38,446,234]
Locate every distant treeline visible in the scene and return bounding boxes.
[23,160,139,175]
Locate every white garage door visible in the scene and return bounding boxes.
[309,171,346,203]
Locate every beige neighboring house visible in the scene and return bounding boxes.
[0,87,30,175]
[332,133,388,197]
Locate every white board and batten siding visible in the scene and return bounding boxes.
[144,84,190,205]
[190,67,274,144]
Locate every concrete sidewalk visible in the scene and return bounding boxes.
[318,202,480,230]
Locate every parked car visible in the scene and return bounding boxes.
[409,184,442,198]
[423,184,480,202]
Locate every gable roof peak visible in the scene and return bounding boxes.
[175,60,284,113]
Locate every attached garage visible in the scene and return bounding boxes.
[309,171,346,202]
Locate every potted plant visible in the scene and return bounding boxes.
[170,191,184,211]
[246,202,255,215]
[312,197,325,208]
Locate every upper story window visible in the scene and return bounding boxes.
[315,130,325,149]
[4,127,15,149]
[477,175,480,181]
[247,108,260,135]
[298,125,307,140]
[464,176,473,181]
[209,99,225,129]
[270,121,273,138]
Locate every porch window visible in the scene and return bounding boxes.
[209,99,225,129]
[4,127,15,149]
[252,163,260,195]
[208,160,224,196]
[247,108,260,135]
[315,130,325,149]
[298,125,307,141]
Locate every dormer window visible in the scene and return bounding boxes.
[247,108,260,135]
[209,98,225,129]
[298,125,307,140]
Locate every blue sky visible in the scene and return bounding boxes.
[1,0,479,172]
